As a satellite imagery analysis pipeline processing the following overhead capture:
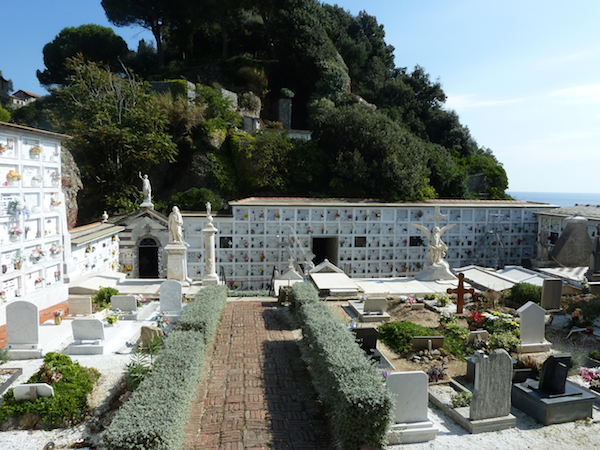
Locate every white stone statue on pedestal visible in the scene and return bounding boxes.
[139,171,154,209]
[202,201,220,285]
[168,206,184,243]
[411,206,457,281]
[165,204,190,285]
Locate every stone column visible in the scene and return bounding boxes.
[202,210,220,285]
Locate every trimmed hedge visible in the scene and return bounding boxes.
[289,283,393,450]
[100,285,227,450]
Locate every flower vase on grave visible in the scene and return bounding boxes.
[14,261,22,270]
[7,180,18,187]
[9,234,18,242]
[30,152,40,160]
[54,316,62,325]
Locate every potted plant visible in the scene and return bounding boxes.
[50,171,60,186]
[34,276,44,288]
[54,269,61,281]
[30,246,45,262]
[53,309,64,325]
[8,225,22,242]
[0,143,6,154]
[31,174,43,187]
[6,170,22,186]
[12,253,23,270]
[104,310,120,326]
[29,145,43,159]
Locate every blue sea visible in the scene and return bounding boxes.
[507,191,600,208]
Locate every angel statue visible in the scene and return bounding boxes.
[411,223,455,265]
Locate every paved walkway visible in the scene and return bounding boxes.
[183,301,333,449]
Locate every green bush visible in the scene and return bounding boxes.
[290,283,393,450]
[589,350,600,361]
[443,324,471,358]
[0,347,10,365]
[451,391,472,408]
[567,298,600,322]
[101,285,227,450]
[509,282,542,306]
[377,321,434,355]
[93,286,119,310]
[488,331,521,353]
[0,353,99,428]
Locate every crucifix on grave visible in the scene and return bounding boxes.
[447,272,475,314]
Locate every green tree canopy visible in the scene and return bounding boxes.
[52,56,177,220]
[37,24,130,87]
[101,0,170,67]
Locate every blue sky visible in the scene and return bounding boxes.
[2,1,599,194]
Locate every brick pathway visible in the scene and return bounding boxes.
[184,301,333,449]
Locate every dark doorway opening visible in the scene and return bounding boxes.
[312,237,338,266]
[139,238,159,278]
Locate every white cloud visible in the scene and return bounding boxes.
[549,85,600,105]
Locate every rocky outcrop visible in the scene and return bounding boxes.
[61,147,83,229]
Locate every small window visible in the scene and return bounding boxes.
[410,236,423,247]
[354,237,367,248]
[549,232,559,245]
[220,236,233,248]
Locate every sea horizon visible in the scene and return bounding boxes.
[507,191,600,208]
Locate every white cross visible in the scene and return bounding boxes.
[426,205,448,228]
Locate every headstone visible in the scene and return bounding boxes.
[541,279,562,310]
[68,297,92,316]
[111,295,138,313]
[14,383,54,402]
[412,336,444,351]
[386,371,438,444]
[352,327,379,353]
[160,280,183,315]
[467,330,489,345]
[363,297,387,315]
[538,354,571,395]
[6,301,40,359]
[470,350,513,420]
[516,301,551,352]
[69,319,105,355]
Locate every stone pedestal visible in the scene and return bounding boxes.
[140,201,154,210]
[165,243,191,285]
[203,221,220,285]
[415,260,457,281]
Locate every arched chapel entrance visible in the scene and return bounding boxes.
[138,237,159,278]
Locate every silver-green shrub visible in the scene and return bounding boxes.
[289,283,394,450]
[100,285,227,450]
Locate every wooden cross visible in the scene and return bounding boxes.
[447,273,475,314]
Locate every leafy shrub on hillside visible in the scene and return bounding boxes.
[377,321,434,355]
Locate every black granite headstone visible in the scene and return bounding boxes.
[538,354,572,395]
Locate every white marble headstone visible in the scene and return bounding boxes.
[386,371,429,424]
[14,383,54,402]
[111,295,138,313]
[364,297,387,314]
[72,319,105,343]
[6,301,39,348]
[160,280,182,314]
[517,301,545,345]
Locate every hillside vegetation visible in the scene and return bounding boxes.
[11,0,509,224]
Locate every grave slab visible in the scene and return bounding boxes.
[68,297,93,316]
[541,278,562,310]
[387,371,438,444]
[111,294,139,320]
[67,319,105,355]
[347,299,390,322]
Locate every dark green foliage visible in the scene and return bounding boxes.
[196,84,242,134]
[451,391,472,408]
[0,347,10,365]
[37,24,130,87]
[93,286,120,310]
[589,350,600,360]
[101,285,227,450]
[289,283,393,450]
[125,351,152,391]
[313,103,429,200]
[0,353,99,427]
[509,282,542,306]
[170,188,223,212]
[567,297,600,321]
[377,321,434,355]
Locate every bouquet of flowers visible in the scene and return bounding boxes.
[6,170,22,181]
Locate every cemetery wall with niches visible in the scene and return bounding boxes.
[0,124,69,324]
[183,200,557,290]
